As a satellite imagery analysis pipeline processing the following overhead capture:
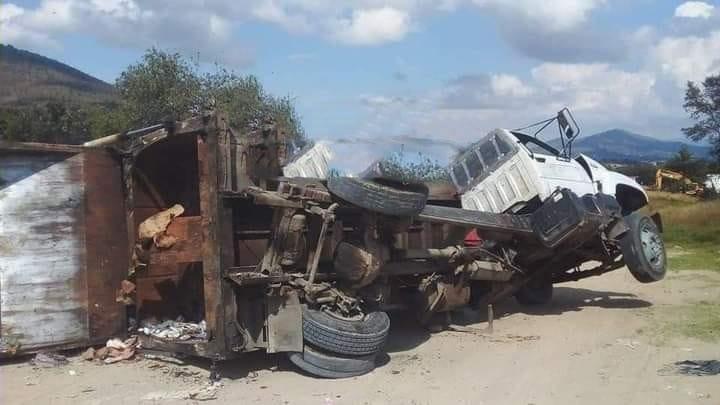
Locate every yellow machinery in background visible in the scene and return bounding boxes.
[655,169,704,195]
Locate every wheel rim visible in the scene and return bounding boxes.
[640,221,664,269]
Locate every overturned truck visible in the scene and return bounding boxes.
[0,111,665,378]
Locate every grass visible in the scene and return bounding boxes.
[645,191,720,272]
[633,192,720,344]
[640,301,720,344]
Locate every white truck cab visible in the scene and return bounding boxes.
[451,113,648,215]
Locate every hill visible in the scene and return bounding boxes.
[0,44,117,106]
[551,129,712,162]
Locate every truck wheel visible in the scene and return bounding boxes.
[288,345,376,379]
[302,308,390,356]
[620,212,667,283]
[327,176,428,217]
[515,278,553,306]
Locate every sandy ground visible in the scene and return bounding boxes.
[2,269,719,405]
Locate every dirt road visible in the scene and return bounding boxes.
[2,269,719,404]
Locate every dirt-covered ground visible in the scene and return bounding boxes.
[2,269,719,405]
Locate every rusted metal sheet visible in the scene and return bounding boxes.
[0,151,88,354]
[147,216,203,265]
[266,290,302,353]
[0,146,127,355]
[83,149,129,341]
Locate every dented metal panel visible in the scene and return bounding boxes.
[0,144,128,355]
[0,151,89,353]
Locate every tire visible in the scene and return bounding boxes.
[327,176,428,217]
[288,345,376,379]
[515,278,553,306]
[303,308,390,356]
[620,212,667,283]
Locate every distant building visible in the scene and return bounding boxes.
[705,174,720,191]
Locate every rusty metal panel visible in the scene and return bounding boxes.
[266,290,302,353]
[0,146,129,355]
[83,150,129,340]
[0,150,89,354]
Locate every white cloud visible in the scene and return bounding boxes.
[331,7,411,45]
[654,30,720,86]
[490,74,534,98]
[531,63,656,111]
[674,1,715,19]
[0,3,24,21]
[472,0,605,31]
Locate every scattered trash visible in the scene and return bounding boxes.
[140,319,207,341]
[31,352,68,368]
[106,338,128,350]
[671,360,720,376]
[104,336,138,364]
[81,347,96,361]
[142,382,222,402]
[80,337,138,364]
[143,352,187,365]
[68,370,77,376]
[615,338,640,350]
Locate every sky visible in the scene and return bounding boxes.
[1,0,719,168]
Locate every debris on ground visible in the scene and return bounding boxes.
[143,352,187,365]
[141,382,222,402]
[666,360,720,376]
[139,319,207,341]
[31,352,69,368]
[615,338,640,350]
[80,336,138,364]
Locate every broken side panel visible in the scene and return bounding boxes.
[0,144,128,356]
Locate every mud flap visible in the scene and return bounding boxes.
[266,290,303,353]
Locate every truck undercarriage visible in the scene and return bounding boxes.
[0,111,666,378]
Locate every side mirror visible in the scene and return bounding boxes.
[557,108,578,139]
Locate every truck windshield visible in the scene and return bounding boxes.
[479,141,499,166]
[452,164,469,188]
[465,151,484,180]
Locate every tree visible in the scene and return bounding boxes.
[683,74,720,162]
[116,48,202,127]
[116,49,305,142]
[675,144,693,163]
[378,151,449,183]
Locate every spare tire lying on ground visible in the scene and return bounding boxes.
[302,308,390,356]
[327,176,428,217]
[288,308,391,378]
[288,345,376,379]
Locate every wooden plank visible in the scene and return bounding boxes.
[83,149,129,341]
[197,120,227,353]
[0,152,89,353]
[0,141,84,154]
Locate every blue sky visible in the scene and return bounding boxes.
[2,1,719,168]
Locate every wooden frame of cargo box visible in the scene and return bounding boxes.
[1,112,455,359]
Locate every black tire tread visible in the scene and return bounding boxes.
[621,212,667,283]
[327,176,427,216]
[288,345,376,379]
[302,309,390,356]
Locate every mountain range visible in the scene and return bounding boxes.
[550,129,711,162]
[0,44,116,106]
[0,44,713,162]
